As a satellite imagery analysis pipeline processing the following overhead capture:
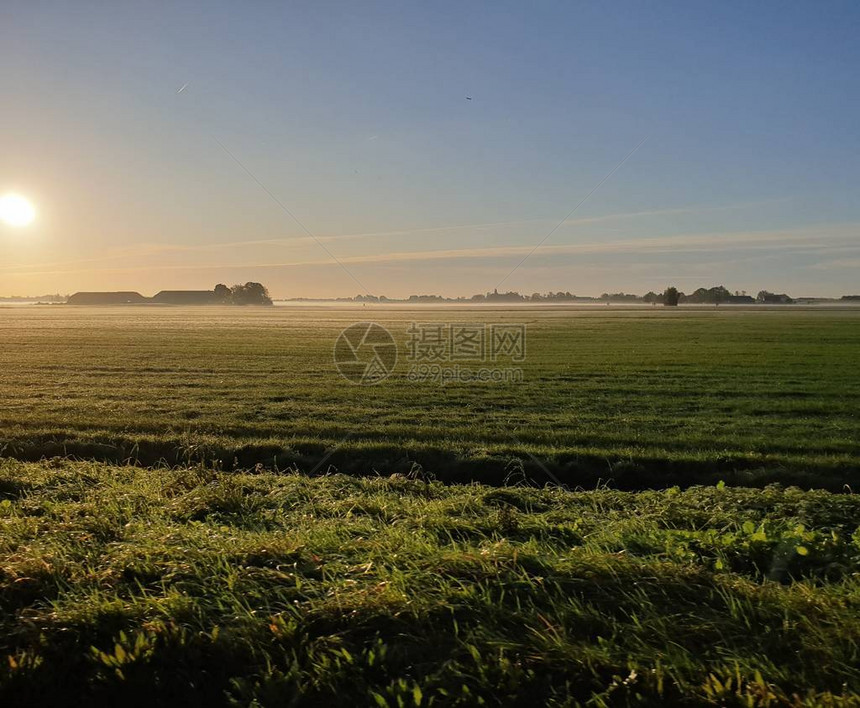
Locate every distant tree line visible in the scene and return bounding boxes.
[7,284,860,305]
[0,293,66,302]
[215,282,273,306]
[345,285,814,306]
[661,286,797,306]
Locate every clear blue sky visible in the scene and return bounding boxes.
[2,1,858,297]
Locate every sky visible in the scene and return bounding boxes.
[1,1,858,298]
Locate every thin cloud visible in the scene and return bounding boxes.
[2,196,789,275]
[810,257,860,270]
[10,223,858,278]
[325,224,859,265]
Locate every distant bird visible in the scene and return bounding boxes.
[466,96,472,100]
[176,82,190,94]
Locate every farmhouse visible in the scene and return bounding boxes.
[64,284,269,305]
[67,291,148,305]
[151,290,221,305]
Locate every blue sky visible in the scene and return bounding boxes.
[1,1,858,297]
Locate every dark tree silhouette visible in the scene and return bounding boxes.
[214,283,231,303]
[230,282,273,305]
[663,286,680,307]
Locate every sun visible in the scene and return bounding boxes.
[0,193,36,227]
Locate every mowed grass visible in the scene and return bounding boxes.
[0,458,858,706]
[1,305,858,488]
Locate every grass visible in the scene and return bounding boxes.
[1,305,859,703]
[0,305,858,488]
[0,457,858,706]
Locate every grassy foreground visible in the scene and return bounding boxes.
[1,458,858,706]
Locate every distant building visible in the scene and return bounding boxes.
[756,291,795,304]
[64,284,270,305]
[151,290,221,305]
[67,291,148,305]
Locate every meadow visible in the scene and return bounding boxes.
[0,305,858,489]
[0,305,859,705]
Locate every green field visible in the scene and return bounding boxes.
[1,306,858,488]
[1,305,859,705]
[0,459,858,705]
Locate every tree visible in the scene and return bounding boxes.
[685,285,730,304]
[230,282,273,306]
[214,283,231,303]
[663,286,680,307]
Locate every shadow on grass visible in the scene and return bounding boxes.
[1,435,856,491]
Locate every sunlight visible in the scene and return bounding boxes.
[0,193,36,227]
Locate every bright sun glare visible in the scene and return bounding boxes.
[0,193,36,227]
